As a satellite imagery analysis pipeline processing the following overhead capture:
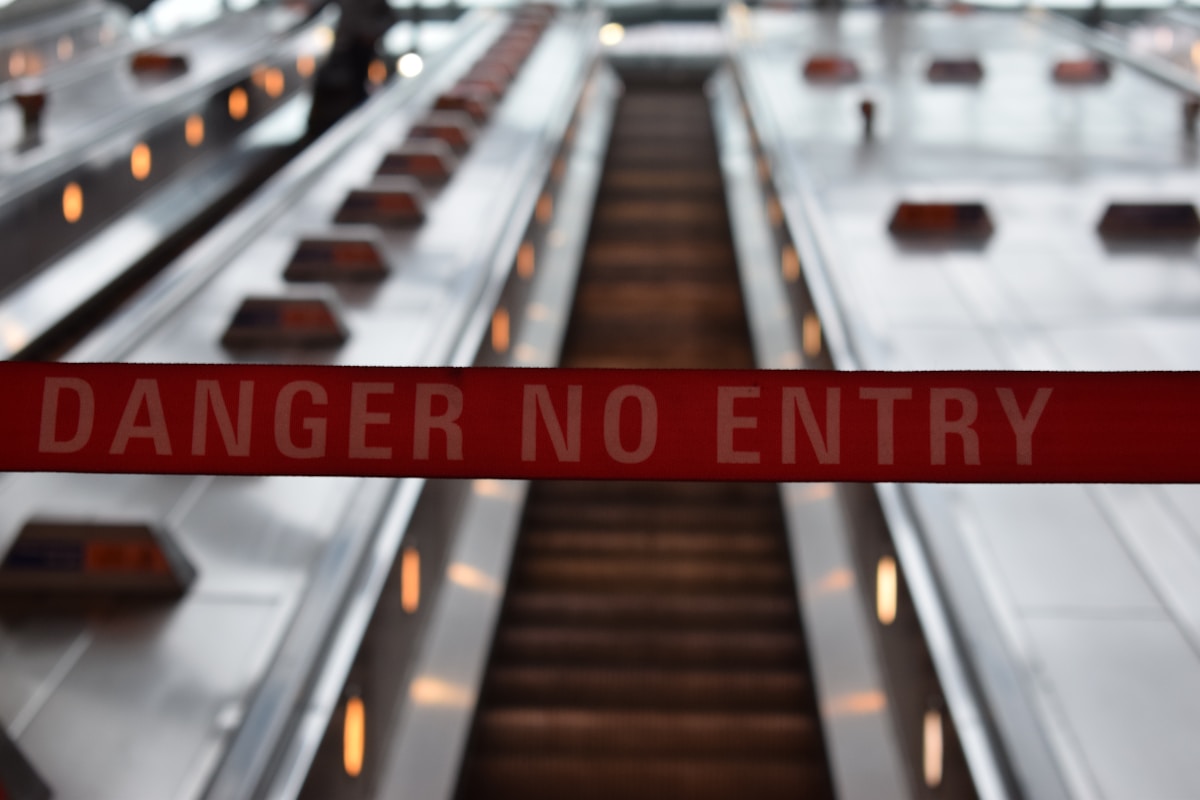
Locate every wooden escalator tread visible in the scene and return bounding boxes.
[456,79,834,800]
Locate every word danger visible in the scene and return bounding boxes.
[7,364,1198,482]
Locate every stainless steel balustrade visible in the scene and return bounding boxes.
[728,7,1200,800]
[0,9,604,800]
[0,4,338,360]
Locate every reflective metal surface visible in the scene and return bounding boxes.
[0,5,336,359]
[0,9,603,800]
[0,4,308,184]
[0,1,125,89]
[732,8,1200,799]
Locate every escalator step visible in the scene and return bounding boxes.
[474,708,821,757]
[573,282,750,318]
[601,168,725,192]
[503,591,799,628]
[522,502,781,532]
[510,555,793,593]
[461,755,828,800]
[492,626,806,669]
[520,529,786,557]
[485,666,812,711]
[529,479,776,505]
[593,199,730,226]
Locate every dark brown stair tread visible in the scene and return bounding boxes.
[475,708,820,756]
[593,200,730,224]
[616,106,711,121]
[613,101,710,112]
[504,591,798,628]
[588,215,726,232]
[601,169,725,191]
[575,278,746,299]
[563,357,753,370]
[565,325,758,353]
[485,666,811,711]
[598,187,728,205]
[523,502,781,532]
[563,352,754,370]
[575,280,747,308]
[582,244,736,272]
[459,755,828,800]
[605,155,721,170]
[520,529,785,557]
[493,626,806,668]
[530,479,775,503]
[611,121,719,138]
[607,144,719,161]
[564,315,756,337]
[510,555,792,592]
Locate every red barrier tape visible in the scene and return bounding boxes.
[3,363,1198,482]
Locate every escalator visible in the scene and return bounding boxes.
[455,75,835,800]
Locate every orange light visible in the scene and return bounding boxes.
[410,676,472,708]
[802,312,821,357]
[9,50,26,78]
[228,87,248,120]
[812,567,854,597]
[924,709,944,788]
[876,555,897,625]
[130,142,151,181]
[825,690,887,717]
[264,68,285,98]
[367,59,387,86]
[185,114,205,147]
[401,547,420,613]
[296,54,316,78]
[492,307,510,354]
[796,482,833,503]
[781,244,800,282]
[473,479,511,498]
[251,65,268,87]
[448,562,501,595]
[517,242,535,279]
[343,696,365,778]
[57,36,74,61]
[514,343,539,363]
[62,182,83,223]
[536,193,554,224]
